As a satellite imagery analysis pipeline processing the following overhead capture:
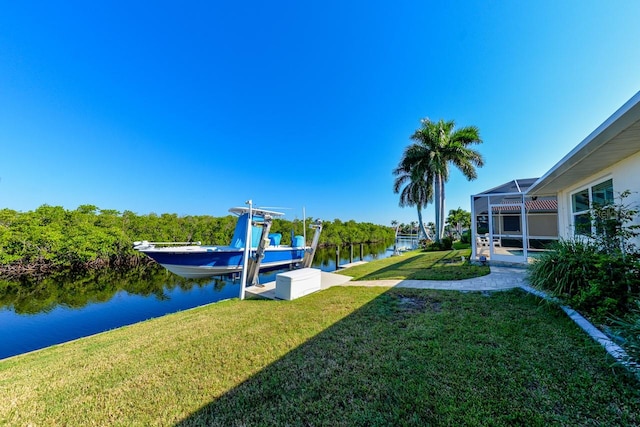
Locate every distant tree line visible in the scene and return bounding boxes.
[0,204,394,277]
[392,207,471,241]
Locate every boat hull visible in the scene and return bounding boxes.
[139,246,307,279]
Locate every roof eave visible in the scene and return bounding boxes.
[527,91,640,196]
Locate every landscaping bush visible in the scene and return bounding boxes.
[528,239,602,297]
[427,237,453,251]
[425,241,441,251]
[441,237,453,250]
[419,238,431,249]
[528,239,638,323]
[528,191,640,323]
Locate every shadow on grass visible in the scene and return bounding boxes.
[174,287,639,426]
[354,250,485,281]
[354,251,452,281]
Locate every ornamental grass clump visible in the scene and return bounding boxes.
[527,239,601,299]
[613,300,640,373]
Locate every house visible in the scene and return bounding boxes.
[471,179,559,263]
[472,91,640,263]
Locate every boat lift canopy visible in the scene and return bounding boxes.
[229,207,285,218]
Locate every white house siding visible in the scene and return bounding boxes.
[556,149,640,241]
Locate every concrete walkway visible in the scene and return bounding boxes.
[246,265,527,299]
[335,265,527,291]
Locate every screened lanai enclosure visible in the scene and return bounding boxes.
[471,179,558,264]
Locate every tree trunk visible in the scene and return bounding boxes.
[417,205,429,240]
[434,174,445,242]
[434,175,441,242]
[439,179,446,240]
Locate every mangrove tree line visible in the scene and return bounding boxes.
[0,204,394,276]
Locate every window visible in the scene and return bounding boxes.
[592,180,614,206]
[571,179,613,236]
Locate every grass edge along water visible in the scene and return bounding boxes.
[2,282,639,425]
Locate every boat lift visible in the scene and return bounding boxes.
[239,201,323,299]
[244,213,275,289]
[302,220,323,268]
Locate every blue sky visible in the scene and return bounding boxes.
[1,1,639,227]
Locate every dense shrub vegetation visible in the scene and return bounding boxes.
[528,239,638,322]
[424,236,453,251]
[528,192,640,369]
[527,191,640,325]
[0,204,394,277]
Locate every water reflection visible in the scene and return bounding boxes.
[0,241,393,316]
[0,240,396,359]
[0,271,239,360]
[312,241,391,269]
[0,267,219,315]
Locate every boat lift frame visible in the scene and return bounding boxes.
[302,220,323,268]
[238,201,323,300]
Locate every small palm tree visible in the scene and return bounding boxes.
[393,159,433,240]
[446,207,471,240]
[391,220,399,238]
[424,222,435,241]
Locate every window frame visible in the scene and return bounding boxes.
[570,178,613,236]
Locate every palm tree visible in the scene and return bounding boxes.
[393,157,433,240]
[404,118,483,242]
[426,222,436,241]
[446,207,471,240]
[390,220,399,239]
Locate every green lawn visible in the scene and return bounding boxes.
[1,286,638,426]
[338,249,490,280]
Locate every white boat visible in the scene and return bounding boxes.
[133,206,322,280]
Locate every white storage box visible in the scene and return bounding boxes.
[275,268,321,300]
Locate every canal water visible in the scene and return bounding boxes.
[0,241,401,360]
